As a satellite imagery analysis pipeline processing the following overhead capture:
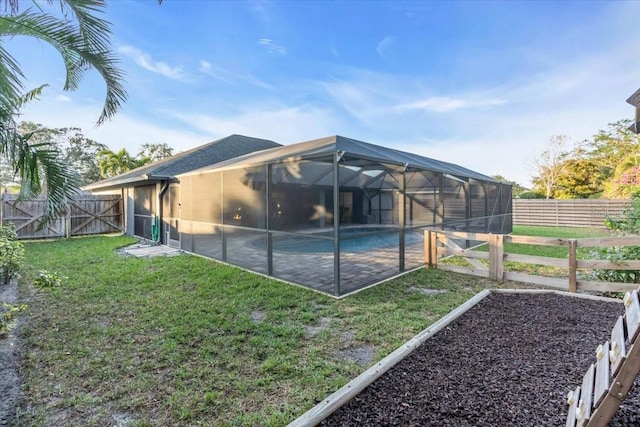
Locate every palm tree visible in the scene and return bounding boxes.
[97,148,146,179]
[0,1,141,223]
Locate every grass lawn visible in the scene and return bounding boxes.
[15,235,514,426]
[511,225,611,238]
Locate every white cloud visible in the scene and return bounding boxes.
[197,60,234,84]
[258,38,287,55]
[376,36,395,61]
[198,59,274,90]
[118,45,188,81]
[397,96,506,113]
[169,104,338,144]
[20,99,208,154]
[56,94,71,102]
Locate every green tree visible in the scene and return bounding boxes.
[0,156,16,193]
[97,148,147,179]
[587,119,640,182]
[138,142,174,163]
[491,175,529,198]
[0,0,129,222]
[553,158,605,199]
[18,122,107,185]
[98,143,174,179]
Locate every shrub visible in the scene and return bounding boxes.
[589,246,640,283]
[517,191,546,199]
[33,270,65,289]
[605,197,640,233]
[0,302,27,338]
[0,224,24,285]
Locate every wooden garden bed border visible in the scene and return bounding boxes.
[287,289,622,426]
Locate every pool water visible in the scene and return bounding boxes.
[266,229,423,253]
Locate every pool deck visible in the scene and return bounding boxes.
[141,225,428,296]
[216,230,426,295]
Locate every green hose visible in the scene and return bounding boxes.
[151,215,160,242]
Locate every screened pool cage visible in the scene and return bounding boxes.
[175,136,512,297]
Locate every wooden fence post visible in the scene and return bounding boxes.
[65,206,71,239]
[488,234,504,282]
[568,239,577,292]
[425,230,437,268]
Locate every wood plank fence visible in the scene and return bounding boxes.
[0,194,123,239]
[513,199,632,228]
[425,229,640,293]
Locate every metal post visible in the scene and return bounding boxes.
[333,152,341,296]
[464,179,471,246]
[221,171,226,262]
[266,164,273,276]
[438,173,445,230]
[399,168,406,271]
[484,181,489,233]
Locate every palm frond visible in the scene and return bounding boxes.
[0,10,127,124]
[0,41,25,121]
[60,0,111,52]
[12,84,47,110]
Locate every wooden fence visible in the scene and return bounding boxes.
[0,194,123,239]
[425,229,640,293]
[512,199,631,228]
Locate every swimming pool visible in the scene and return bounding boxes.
[257,228,424,253]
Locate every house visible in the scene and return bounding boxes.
[84,134,281,243]
[627,88,640,134]
[88,133,511,296]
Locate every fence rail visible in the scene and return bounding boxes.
[0,194,123,239]
[512,199,631,228]
[424,229,640,293]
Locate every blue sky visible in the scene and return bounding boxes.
[13,0,640,186]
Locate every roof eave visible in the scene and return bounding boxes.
[627,88,640,107]
[83,174,161,192]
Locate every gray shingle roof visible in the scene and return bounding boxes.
[85,134,281,191]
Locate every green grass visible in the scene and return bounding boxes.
[512,225,611,239]
[15,235,506,427]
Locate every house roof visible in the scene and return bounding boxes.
[84,134,281,191]
[182,135,498,182]
[627,88,640,107]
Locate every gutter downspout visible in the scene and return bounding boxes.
[156,181,170,243]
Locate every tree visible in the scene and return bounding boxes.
[98,143,174,179]
[0,156,16,192]
[0,0,129,222]
[97,148,144,179]
[553,158,604,199]
[587,119,640,181]
[18,122,107,185]
[138,143,174,163]
[491,175,529,198]
[531,135,572,199]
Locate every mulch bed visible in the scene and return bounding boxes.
[321,293,640,426]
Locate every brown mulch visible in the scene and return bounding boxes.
[321,293,640,426]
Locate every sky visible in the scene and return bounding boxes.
[11,0,640,187]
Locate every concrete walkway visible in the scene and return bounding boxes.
[120,242,182,258]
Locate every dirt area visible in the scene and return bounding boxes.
[0,280,20,426]
[321,293,640,426]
